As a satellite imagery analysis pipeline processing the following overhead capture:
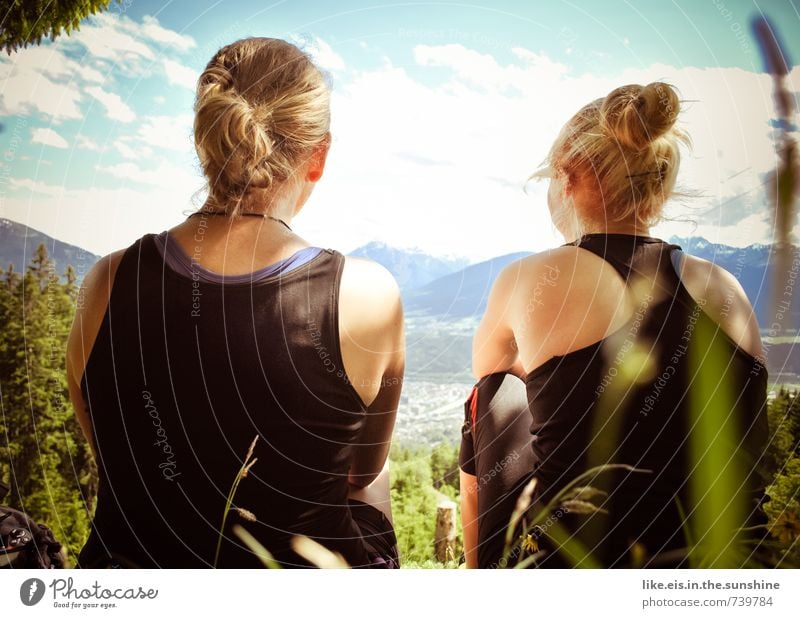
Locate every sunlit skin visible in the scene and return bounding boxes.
[460,170,765,567]
[66,137,404,518]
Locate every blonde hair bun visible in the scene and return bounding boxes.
[195,87,274,194]
[536,81,688,231]
[193,38,331,215]
[600,82,680,151]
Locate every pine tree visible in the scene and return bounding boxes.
[0,0,120,54]
[0,244,97,564]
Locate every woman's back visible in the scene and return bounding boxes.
[68,37,404,569]
[467,82,770,568]
[77,234,374,567]
[520,234,769,566]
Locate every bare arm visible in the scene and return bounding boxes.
[65,250,125,458]
[460,470,479,568]
[339,257,405,488]
[472,263,525,380]
[676,253,764,361]
[348,352,403,488]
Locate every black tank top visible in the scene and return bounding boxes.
[78,234,372,568]
[525,233,769,567]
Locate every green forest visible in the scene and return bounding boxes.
[1,245,798,568]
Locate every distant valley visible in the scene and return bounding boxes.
[1,218,796,444]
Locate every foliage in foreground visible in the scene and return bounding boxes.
[0,245,96,563]
[0,0,121,54]
[763,388,800,567]
[389,442,462,567]
[0,245,797,569]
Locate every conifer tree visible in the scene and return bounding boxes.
[0,244,97,563]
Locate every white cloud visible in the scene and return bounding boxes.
[304,36,346,71]
[163,58,198,90]
[113,140,139,160]
[68,15,155,71]
[414,43,568,92]
[65,14,195,76]
[293,46,800,259]
[76,135,105,151]
[97,159,199,189]
[113,139,152,160]
[135,114,194,150]
[2,158,203,257]
[97,161,162,185]
[86,86,136,122]
[10,177,66,196]
[5,36,799,260]
[0,13,193,122]
[2,46,105,84]
[1,183,201,257]
[31,127,68,149]
[139,15,196,51]
[0,61,83,119]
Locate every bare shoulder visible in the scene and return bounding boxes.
[67,249,126,376]
[340,255,400,300]
[80,249,127,304]
[675,252,763,359]
[339,256,400,315]
[338,255,404,405]
[339,255,403,332]
[66,248,127,453]
[493,246,581,295]
[496,245,623,308]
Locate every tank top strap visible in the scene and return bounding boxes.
[566,233,683,290]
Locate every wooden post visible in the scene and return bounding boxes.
[434,499,457,563]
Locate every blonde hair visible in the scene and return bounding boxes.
[193,37,331,215]
[539,82,689,232]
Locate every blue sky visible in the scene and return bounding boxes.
[1,0,798,259]
[140,0,800,73]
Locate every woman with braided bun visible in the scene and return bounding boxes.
[461,82,770,568]
[67,38,403,568]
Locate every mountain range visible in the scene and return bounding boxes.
[0,218,100,279]
[348,241,468,292]
[0,218,796,381]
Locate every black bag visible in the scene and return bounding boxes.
[0,481,65,568]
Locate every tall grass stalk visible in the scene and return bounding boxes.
[232,524,281,569]
[688,319,747,567]
[501,463,650,567]
[213,435,259,568]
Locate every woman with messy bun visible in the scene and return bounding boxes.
[461,83,769,568]
[67,38,403,568]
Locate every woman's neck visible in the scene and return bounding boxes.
[575,220,651,239]
[215,180,306,224]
